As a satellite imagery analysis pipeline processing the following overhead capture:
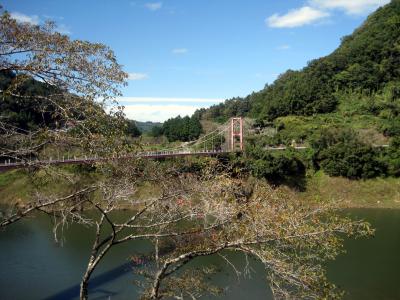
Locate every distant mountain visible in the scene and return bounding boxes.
[135,121,163,133]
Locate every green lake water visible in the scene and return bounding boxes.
[0,209,399,299]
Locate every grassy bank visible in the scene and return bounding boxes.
[0,170,33,204]
[1,168,399,209]
[297,171,400,209]
[0,166,101,205]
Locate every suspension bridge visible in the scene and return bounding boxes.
[0,118,245,171]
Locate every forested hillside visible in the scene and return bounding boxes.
[0,70,63,130]
[198,0,400,128]
[0,71,140,138]
[135,121,163,133]
[195,0,400,182]
[158,115,202,142]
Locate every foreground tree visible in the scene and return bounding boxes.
[0,8,373,300]
[0,8,128,162]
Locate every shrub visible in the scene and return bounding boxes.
[311,128,388,179]
[385,138,400,177]
[318,142,387,179]
[246,146,306,182]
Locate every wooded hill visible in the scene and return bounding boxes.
[197,0,400,138]
[0,70,142,138]
[194,0,400,182]
[135,121,163,133]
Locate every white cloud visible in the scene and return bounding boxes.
[276,45,291,50]
[310,0,390,15]
[172,48,188,55]
[123,105,198,122]
[116,97,223,122]
[10,12,40,25]
[266,0,390,29]
[128,73,149,81]
[145,2,162,11]
[266,6,329,28]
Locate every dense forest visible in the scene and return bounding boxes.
[135,121,162,133]
[153,115,203,142]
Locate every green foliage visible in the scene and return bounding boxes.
[135,121,163,133]
[0,170,25,188]
[203,135,225,151]
[255,65,337,120]
[162,115,203,142]
[384,137,400,176]
[245,146,306,183]
[311,128,388,179]
[125,120,141,137]
[381,117,400,136]
[149,125,163,137]
[194,96,251,123]
[318,143,387,179]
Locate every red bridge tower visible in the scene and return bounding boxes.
[230,117,244,152]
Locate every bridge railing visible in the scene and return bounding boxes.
[0,149,230,170]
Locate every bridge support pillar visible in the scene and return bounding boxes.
[230,117,244,152]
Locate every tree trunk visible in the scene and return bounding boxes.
[80,264,95,300]
[79,242,113,299]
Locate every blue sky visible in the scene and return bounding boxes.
[4,0,390,121]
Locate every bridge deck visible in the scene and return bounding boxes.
[0,150,230,172]
[0,145,321,172]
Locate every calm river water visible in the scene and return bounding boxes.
[0,209,399,300]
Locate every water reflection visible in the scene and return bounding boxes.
[44,262,140,300]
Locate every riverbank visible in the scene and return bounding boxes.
[0,168,399,209]
[299,171,400,209]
